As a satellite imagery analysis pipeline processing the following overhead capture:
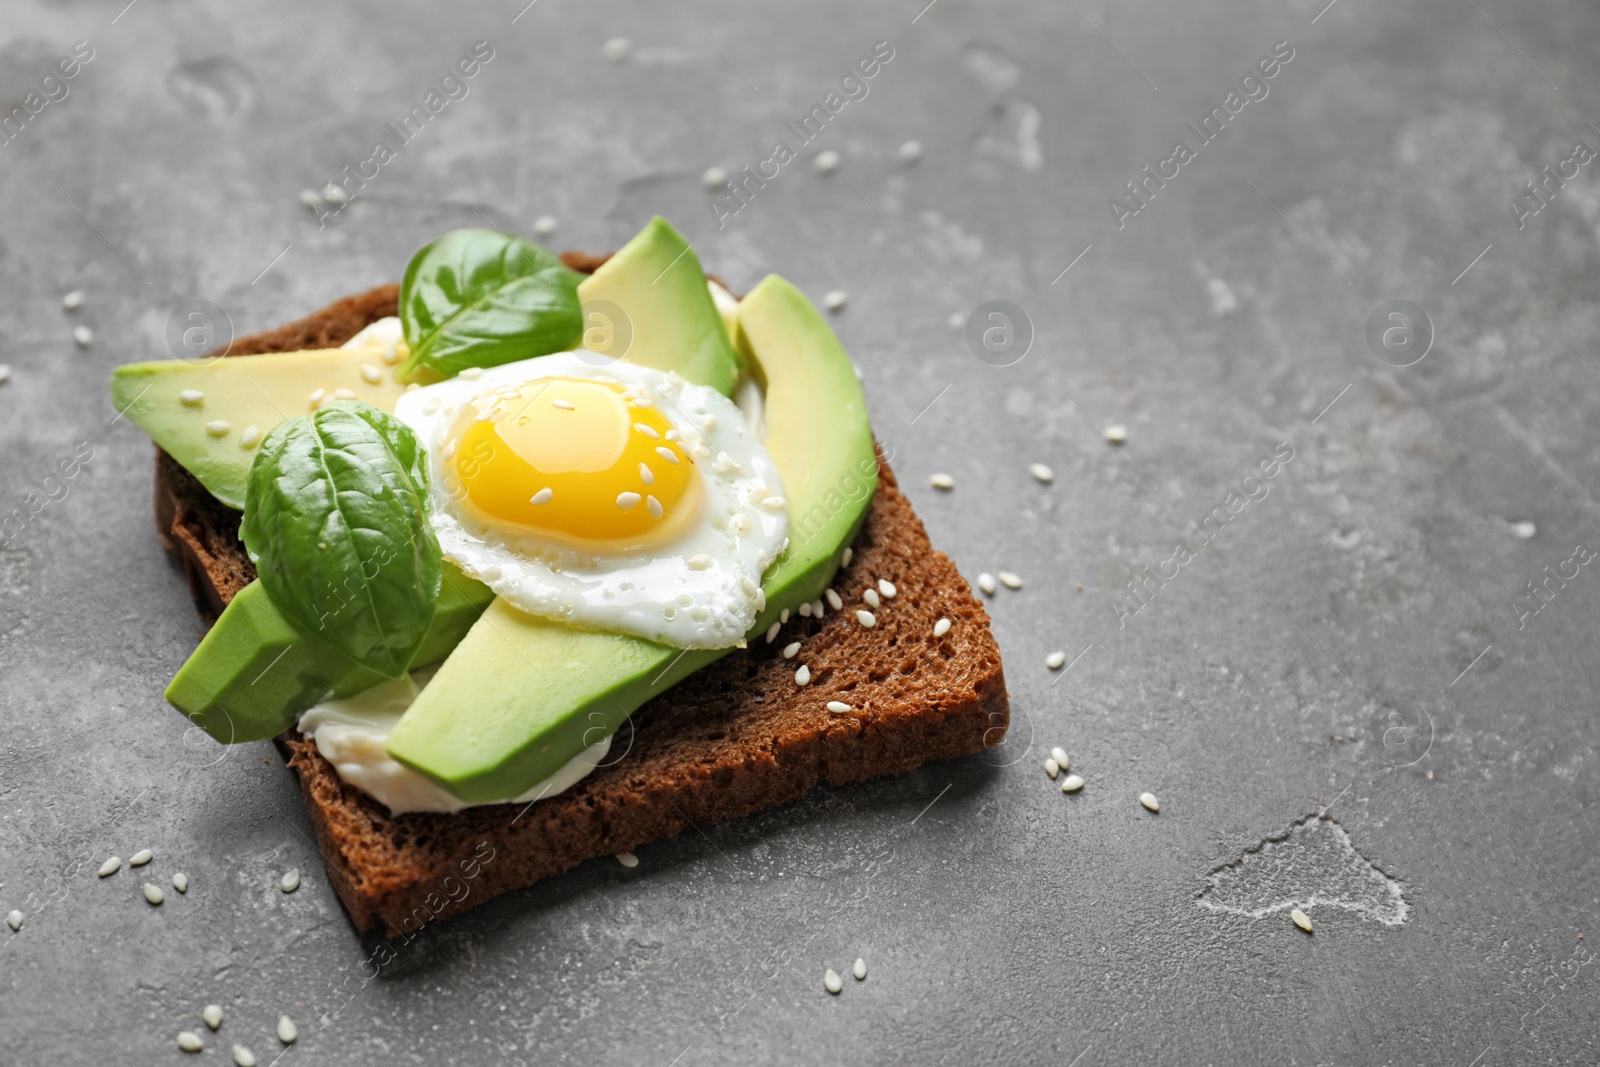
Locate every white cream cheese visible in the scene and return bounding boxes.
[297,671,611,815]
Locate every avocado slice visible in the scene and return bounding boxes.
[384,274,876,802]
[111,345,410,509]
[575,217,740,397]
[166,564,493,743]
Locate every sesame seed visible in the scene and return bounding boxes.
[203,1004,224,1030]
[760,495,787,512]
[856,609,877,628]
[322,182,348,206]
[62,289,86,310]
[172,873,189,893]
[0,364,9,385]
[239,426,262,449]
[825,589,844,611]
[359,363,382,384]
[1044,758,1059,779]
[841,547,853,568]
[742,576,759,599]
[782,641,801,659]
[73,325,93,347]
[798,602,813,617]
[795,664,811,686]
[863,588,880,609]
[812,598,825,617]
[933,618,951,637]
[533,215,558,237]
[656,445,680,464]
[1511,520,1536,539]
[98,857,121,877]
[1060,774,1085,793]
[687,553,712,570]
[179,389,204,407]
[530,488,553,505]
[977,573,996,595]
[616,851,639,868]
[634,422,660,438]
[766,622,781,643]
[1029,462,1054,483]
[6,910,21,931]
[233,1044,257,1067]
[616,491,641,510]
[648,495,664,518]
[308,388,324,408]
[638,463,655,486]
[603,36,632,61]
[853,957,867,980]
[459,367,483,380]
[1291,908,1314,933]
[827,700,853,714]
[280,868,300,893]
[298,189,320,210]
[824,290,848,312]
[632,395,653,408]
[998,571,1022,590]
[898,140,923,162]
[1046,651,1066,670]
[334,387,357,399]
[702,166,728,189]
[780,608,790,623]
[177,1031,203,1052]
[824,968,843,994]
[204,420,230,437]
[130,849,153,866]
[1050,747,1069,770]
[1104,424,1128,444]
[1139,792,1160,813]
[814,150,841,174]
[381,339,401,364]
[143,883,165,905]
[930,473,955,490]
[552,398,574,410]
[878,578,897,598]
[277,1016,297,1044]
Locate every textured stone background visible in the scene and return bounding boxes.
[2,0,1597,1063]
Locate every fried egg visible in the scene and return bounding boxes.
[394,353,787,649]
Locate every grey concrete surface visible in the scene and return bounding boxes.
[2,0,1598,1062]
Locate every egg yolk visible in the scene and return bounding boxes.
[444,377,699,548]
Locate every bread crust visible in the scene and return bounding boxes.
[151,277,1008,935]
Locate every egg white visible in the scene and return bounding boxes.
[394,353,788,650]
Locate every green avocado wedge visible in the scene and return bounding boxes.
[575,217,740,397]
[166,564,493,743]
[383,274,877,802]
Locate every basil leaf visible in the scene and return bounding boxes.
[241,402,442,679]
[398,228,583,380]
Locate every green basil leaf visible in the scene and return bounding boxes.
[241,402,442,679]
[398,228,583,380]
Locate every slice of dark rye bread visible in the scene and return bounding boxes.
[149,263,1009,935]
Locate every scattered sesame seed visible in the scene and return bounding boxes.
[308,388,325,408]
[552,398,574,410]
[172,873,189,893]
[812,598,825,617]
[0,364,10,386]
[977,573,997,595]
[638,463,655,486]
[98,857,121,877]
[359,363,383,385]
[1044,758,1060,779]
[856,609,877,628]
[73,325,93,347]
[824,290,848,312]
[1291,908,1314,933]
[930,473,955,490]
[702,166,728,189]
[533,215,558,237]
[742,576,759,599]
[1060,774,1085,793]
[795,664,811,686]
[799,602,813,617]
[814,150,841,174]
[321,183,349,207]
[1104,425,1128,444]
[298,189,320,211]
[179,389,204,407]
[6,910,21,931]
[62,289,86,311]
[143,883,165,905]
[853,957,867,980]
[616,491,641,510]
[459,367,483,380]
[530,487,554,505]
[602,36,632,61]
[277,1016,297,1045]
[381,340,401,365]
[825,589,844,611]
[841,547,853,568]
[998,571,1022,590]
[1029,462,1054,484]
[1050,747,1069,769]
[203,1004,224,1030]
[204,420,230,437]
[823,968,843,994]
[863,588,880,609]
[1139,792,1160,813]
[761,495,786,511]
[233,1044,257,1067]
[239,426,262,449]
[766,622,781,643]
[1046,651,1066,670]
[933,618,952,637]
[878,579,896,598]
[780,608,790,624]
[898,138,923,162]
[782,641,801,659]
[333,387,357,399]
[634,422,660,439]
[1511,520,1536,539]
[827,701,853,714]
[280,868,300,893]
[616,851,639,868]
[656,445,680,464]
[177,1031,203,1052]
[687,553,711,570]
[130,849,153,866]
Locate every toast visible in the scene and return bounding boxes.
[151,269,1008,936]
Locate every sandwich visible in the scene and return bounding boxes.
[111,217,1008,935]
